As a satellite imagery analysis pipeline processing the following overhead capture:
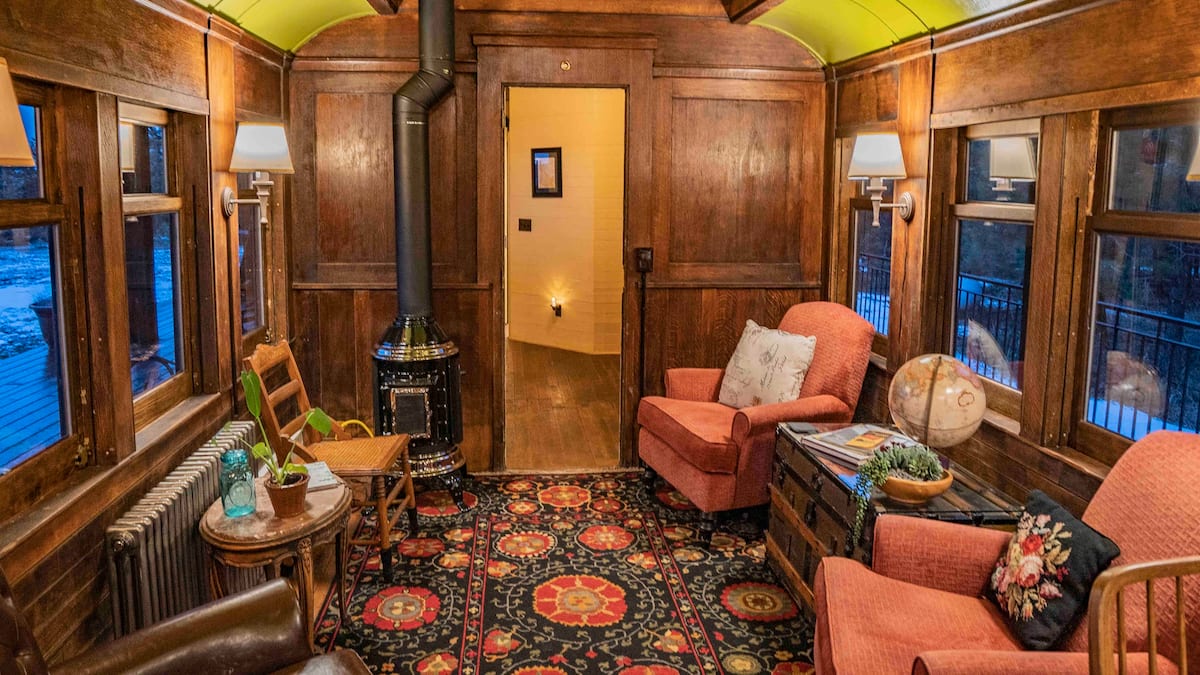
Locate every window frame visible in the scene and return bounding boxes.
[235,172,271,356]
[1073,100,1200,463]
[118,102,198,430]
[0,80,94,512]
[936,120,1042,421]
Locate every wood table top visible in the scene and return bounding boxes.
[200,478,351,550]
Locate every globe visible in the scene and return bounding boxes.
[888,354,987,447]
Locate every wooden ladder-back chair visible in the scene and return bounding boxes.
[1089,555,1200,674]
[243,341,418,578]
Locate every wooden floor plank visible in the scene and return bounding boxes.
[504,340,620,471]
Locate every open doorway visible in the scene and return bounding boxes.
[503,86,626,471]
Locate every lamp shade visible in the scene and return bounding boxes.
[1188,133,1200,182]
[229,122,293,173]
[848,132,907,179]
[990,136,1037,181]
[0,58,34,167]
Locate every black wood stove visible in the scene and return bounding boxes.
[373,0,467,507]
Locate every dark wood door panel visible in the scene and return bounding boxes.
[293,288,495,472]
[652,77,825,285]
[641,287,820,397]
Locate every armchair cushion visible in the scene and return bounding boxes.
[911,650,1177,675]
[814,557,1020,675]
[718,320,816,409]
[871,515,1013,597]
[637,397,738,474]
[987,490,1120,651]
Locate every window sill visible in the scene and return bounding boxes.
[0,393,227,581]
[978,408,1109,484]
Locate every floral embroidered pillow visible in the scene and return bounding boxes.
[988,490,1121,650]
[718,320,817,409]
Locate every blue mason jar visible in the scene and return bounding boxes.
[219,448,256,518]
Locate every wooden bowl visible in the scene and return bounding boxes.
[880,470,954,505]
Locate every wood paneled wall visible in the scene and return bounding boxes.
[0,0,287,661]
[289,10,824,469]
[830,0,1200,514]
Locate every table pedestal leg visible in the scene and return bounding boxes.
[296,537,315,652]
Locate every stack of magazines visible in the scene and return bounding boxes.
[797,424,919,468]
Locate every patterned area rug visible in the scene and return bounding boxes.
[315,473,814,674]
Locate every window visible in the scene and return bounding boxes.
[949,122,1040,401]
[236,172,268,352]
[851,181,893,338]
[1083,103,1200,450]
[119,102,192,426]
[0,83,88,479]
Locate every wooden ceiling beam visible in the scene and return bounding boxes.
[366,0,400,15]
[722,0,786,24]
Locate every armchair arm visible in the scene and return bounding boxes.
[871,515,1012,596]
[914,650,1174,675]
[730,395,851,445]
[53,579,311,675]
[664,368,724,402]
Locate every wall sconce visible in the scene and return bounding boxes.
[0,57,34,167]
[221,122,294,224]
[989,136,1037,197]
[848,132,914,227]
[550,296,562,317]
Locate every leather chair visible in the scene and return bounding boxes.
[1,574,369,674]
[813,430,1200,674]
[637,302,874,543]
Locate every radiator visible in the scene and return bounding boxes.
[106,421,264,637]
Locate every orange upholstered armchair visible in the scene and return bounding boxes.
[814,430,1200,674]
[637,302,874,545]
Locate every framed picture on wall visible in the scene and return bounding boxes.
[531,147,563,198]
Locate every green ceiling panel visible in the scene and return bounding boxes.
[198,0,374,51]
[754,0,1028,65]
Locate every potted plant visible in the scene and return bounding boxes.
[850,443,953,544]
[239,370,333,518]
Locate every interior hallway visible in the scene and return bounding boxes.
[503,339,620,471]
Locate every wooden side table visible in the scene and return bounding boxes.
[200,479,352,649]
[766,423,1022,609]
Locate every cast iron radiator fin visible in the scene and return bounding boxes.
[104,421,263,637]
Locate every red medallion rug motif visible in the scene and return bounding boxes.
[314,473,813,674]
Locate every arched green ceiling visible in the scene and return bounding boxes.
[194,0,376,52]
[753,0,1028,65]
[190,0,1028,62]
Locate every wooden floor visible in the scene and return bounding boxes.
[503,339,621,471]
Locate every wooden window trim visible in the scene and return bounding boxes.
[0,81,96,523]
[119,105,198,431]
[235,176,270,357]
[937,123,1044,422]
[1070,103,1200,463]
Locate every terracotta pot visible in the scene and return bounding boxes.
[264,474,309,518]
[880,469,954,505]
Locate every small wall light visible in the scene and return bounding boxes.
[848,131,914,227]
[550,296,562,317]
[989,136,1036,197]
[0,57,34,167]
[221,122,294,223]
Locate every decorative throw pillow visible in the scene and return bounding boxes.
[988,490,1121,650]
[717,320,817,409]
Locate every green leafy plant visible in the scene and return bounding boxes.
[850,443,946,545]
[239,370,333,486]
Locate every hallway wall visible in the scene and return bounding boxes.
[506,87,625,355]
